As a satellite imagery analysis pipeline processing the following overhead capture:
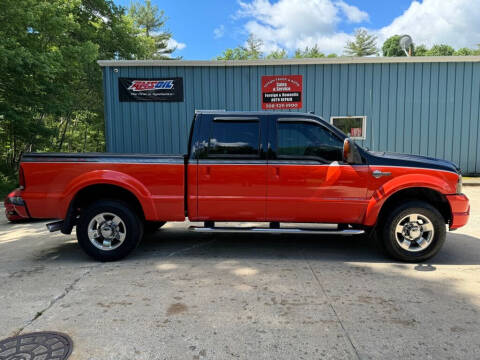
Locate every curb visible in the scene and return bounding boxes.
[463,177,480,187]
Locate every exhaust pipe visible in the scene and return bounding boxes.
[46,220,64,232]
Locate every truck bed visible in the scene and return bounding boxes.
[20,152,186,221]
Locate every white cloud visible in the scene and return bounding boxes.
[336,0,369,23]
[376,0,480,49]
[236,0,364,54]
[167,38,186,51]
[214,25,225,39]
[235,0,480,56]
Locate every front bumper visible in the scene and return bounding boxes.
[446,194,470,230]
[4,189,30,222]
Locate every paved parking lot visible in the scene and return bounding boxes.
[0,187,479,360]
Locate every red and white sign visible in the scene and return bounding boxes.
[261,75,302,110]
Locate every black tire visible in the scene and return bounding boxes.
[76,199,144,261]
[144,221,166,233]
[381,201,446,262]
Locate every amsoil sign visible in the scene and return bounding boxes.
[119,78,184,102]
[261,75,302,110]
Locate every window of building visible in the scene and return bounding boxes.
[276,120,343,163]
[330,116,366,140]
[208,119,260,157]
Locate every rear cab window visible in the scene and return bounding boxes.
[209,119,260,157]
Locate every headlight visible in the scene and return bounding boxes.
[456,175,463,194]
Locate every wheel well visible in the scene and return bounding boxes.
[377,187,451,226]
[70,184,145,220]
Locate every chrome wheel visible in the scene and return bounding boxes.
[87,212,126,251]
[395,213,434,252]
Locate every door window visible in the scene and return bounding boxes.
[209,120,260,157]
[277,121,343,163]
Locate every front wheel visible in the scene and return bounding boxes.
[76,200,144,261]
[382,201,446,262]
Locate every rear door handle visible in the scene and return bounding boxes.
[372,170,391,178]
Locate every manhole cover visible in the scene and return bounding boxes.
[0,332,72,360]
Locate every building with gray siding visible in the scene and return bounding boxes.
[98,57,480,175]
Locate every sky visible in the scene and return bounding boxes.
[114,0,480,59]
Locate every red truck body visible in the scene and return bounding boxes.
[17,160,468,229]
[11,111,469,261]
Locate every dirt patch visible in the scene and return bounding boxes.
[167,302,188,316]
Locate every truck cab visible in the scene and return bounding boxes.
[188,111,368,224]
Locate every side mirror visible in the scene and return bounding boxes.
[343,138,361,164]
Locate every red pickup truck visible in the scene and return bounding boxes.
[12,111,469,262]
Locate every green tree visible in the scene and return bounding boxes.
[382,35,415,56]
[129,0,175,59]
[243,34,263,59]
[454,47,474,56]
[426,44,455,56]
[216,47,248,60]
[294,45,325,58]
[344,29,378,56]
[0,0,164,187]
[414,45,429,56]
[216,34,264,60]
[266,49,288,59]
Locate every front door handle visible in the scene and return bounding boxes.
[372,170,392,179]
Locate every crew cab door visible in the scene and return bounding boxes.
[266,117,369,224]
[196,115,267,221]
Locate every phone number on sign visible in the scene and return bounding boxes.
[264,103,300,109]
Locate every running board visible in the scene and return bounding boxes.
[189,226,364,235]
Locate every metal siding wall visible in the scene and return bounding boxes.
[104,62,480,174]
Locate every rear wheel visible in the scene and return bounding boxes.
[382,201,446,262]
[77,200,143,261]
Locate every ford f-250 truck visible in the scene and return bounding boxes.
[12,111,469,262]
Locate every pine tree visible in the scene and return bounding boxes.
[129,0,174,59]
[344,29,378,57]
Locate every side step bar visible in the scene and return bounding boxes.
[189,226,364,235]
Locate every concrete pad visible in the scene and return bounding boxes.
[0,188,479,359]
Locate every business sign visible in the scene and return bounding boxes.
[119,78,184,102]
[261,75,302,110]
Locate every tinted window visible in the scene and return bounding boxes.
[209,120,260,157]
[277,121,343,162]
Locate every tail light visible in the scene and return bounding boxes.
[19,166,25,189]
